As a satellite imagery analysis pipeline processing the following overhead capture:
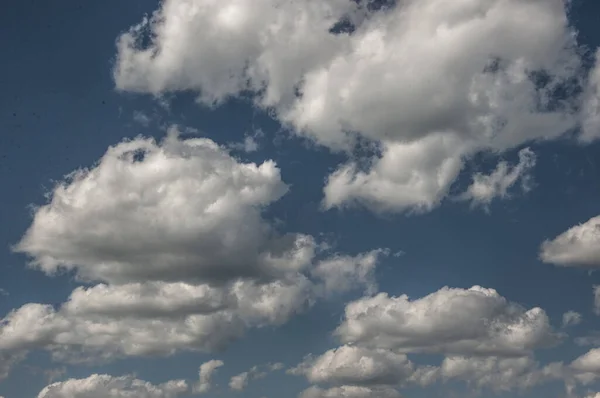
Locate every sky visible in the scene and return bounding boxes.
[3,0,600,397]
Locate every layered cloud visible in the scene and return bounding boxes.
[540,216,600,267]
[37,374,187,398]
[1,130,386,374]
[113,0,592,213]
[335,286,559,356]
[292,285,565,396]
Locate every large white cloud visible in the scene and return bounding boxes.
[2,131,386,372]
[114,0,588,213]
[37,374,188,398]
[13,128,305,284]
[540,216,600,267]
[335,286,560,357]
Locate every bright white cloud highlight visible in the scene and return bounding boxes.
[540,216,600,267]
[1,130,386,371]
[335,286,560,356]
[114,0,587,213]
[37,374,187,398]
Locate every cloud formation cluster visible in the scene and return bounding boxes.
[1,129,386,376]
[114,0,594,213]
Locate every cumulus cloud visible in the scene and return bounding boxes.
[3,130,385,371]
[299,385,401,398]
[194,360,224,394]
[335,286,560,357]
[13,128,298,284]
[540,216,600,267]
[292,286,566,396]
[563,311,583,328]
[114,0,587,213]
[434,355,564,392]
[293,345,413,387]
[37,374,187,398]
[458,147,536,207]
[581,50,600,143]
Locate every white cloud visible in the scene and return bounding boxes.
[13,128,300,284]
[37,374,187,398]
[293,345,413,387]
[540,216,600,267]
[2,130,386,370]
[581,50,600,143]
[335,286,560,357]
[435,355,564,392]
[229,130,263,153]
[114,0,586,213]
[458,147,536,207]
[563,311,583,327]
[194,360,224,394]
[299,385,401,398]
[323,134,465,213]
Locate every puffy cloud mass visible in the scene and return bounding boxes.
[335,286,560,356]
[292,285,565,396]
[2,130,385,371]
[540,216,600,267]
[36,374,187,398]
[114,0,592,213]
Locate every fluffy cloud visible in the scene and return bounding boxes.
[293,345,413,387]
[540,216,600,267]
[114,0,587,213]
[458,147,536,207]
[13,128,302,284]
[194,360,224,394]
[292,286,565,396]
[37,374,187,398]
[2,131,385,370]
[581,50,600,143]
[335,286,560,357]
[434,355,564,392]
[299,385,401,398]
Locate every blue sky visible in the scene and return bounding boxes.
[3,0,600,397]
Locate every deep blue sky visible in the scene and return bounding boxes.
[2,1,600,398]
